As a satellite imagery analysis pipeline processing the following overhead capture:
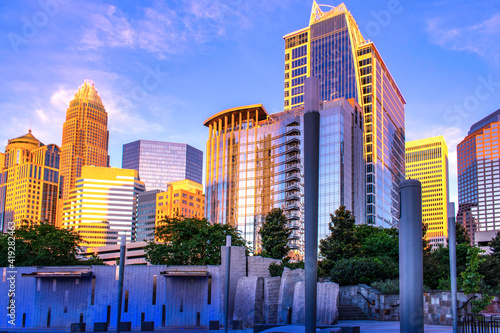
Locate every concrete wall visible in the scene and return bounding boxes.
[339,285,500,325]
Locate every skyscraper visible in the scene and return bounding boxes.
[406,136,449,247]
[204,98,364,255]
[62,166,145,246]
[0,131,61,229]
[60,80,109,202]
[457,109,500,247]
[122,140,203,191]
[136,189,161,242]
[284,2,405,227]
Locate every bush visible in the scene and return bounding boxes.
[268,260,305,277]
[371,279,399,294]
[330,257,398,286]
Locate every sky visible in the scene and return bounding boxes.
[1,0,500,209]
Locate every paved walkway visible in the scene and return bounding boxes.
[0,321,454,332]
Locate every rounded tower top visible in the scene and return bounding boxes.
[73,80,104,106]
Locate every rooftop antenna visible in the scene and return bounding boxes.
[29,118,32,134]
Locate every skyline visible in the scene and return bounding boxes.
[1,0,500,207]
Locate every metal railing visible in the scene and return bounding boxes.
[458,315,500,333]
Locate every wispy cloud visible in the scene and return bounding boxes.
[426,12,500,62]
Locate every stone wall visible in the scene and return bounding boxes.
[339,285,500,326]
[247,256,280,278]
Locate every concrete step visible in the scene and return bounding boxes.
[338,305,370,320]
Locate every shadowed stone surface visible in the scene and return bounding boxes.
[292,281,339,325]
[277,268,305,324]
[233,276,264,327]
[264,276,281,324]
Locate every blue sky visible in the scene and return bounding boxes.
[1,0,500,207]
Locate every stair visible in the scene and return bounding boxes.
[338,305,370,320]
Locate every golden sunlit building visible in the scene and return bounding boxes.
[62,166,145,247]
[284,2,405,227]
[405,136,449,246]
[0,131,61,229]
[155,179,205,229]
[61,80,109,202]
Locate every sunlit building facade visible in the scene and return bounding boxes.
[155,180,205,231]
[0,131,61,230]
[61,80,109,202]
[284,2,405,227]
[122,140,203,191]
[405,136,449,247]
[457,109,500,246]
[62,166,145,247]
[204,98,364,255]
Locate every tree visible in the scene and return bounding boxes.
[0,222,83,266]
[488,232,500,257]
[145,217,246,265]
[456,223,472,245]
[460,247,493,313]
[319,206,359,262]
[259,208,291,260]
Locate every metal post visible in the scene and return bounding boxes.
[398,179,424,333]
[224,235,231,333]
[449,215,458,333]
[304,77,320,333]
[116,235,126,333]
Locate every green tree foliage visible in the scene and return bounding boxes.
[259,208,291,260]
[269,260,305,277]
[330,257,398,286]
[456,223,472,245]
[488,232,500,258]
[460,247,494,313]
[0,222,90,266]
[144,217,246,265]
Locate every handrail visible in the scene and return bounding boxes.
[357,291,375,306]
[459,295,477,310]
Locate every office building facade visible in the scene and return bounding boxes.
[155,179,205,231]
[204,98,364,255]
[457,109,500,246]
[284,1,405,227]
[60,80,109,202]
[406,136,449,246]
[0,131,61,229]
[122,140,203,191]
[62,166,145,247]
[136,189,161,242]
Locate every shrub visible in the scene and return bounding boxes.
[371,279,399,294]
[330,257,398,286]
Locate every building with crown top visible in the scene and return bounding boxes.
[283,2,405,228]
[60,80,109,203]
[0,131,61,230]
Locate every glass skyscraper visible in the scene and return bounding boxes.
[122,140,203,191]
[457,109,500,247]
[204,99,364,256]
[136,189,161,242]
[284,2,405,227]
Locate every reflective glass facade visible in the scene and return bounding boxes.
[457,109,500,244]
[406,136,449,247]
[284,2,405,228]
[136,189,161,242]
[122,140,203,191]
[204,99,364,256]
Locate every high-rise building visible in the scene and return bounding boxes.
[457,109,500,246]
[284,2,405,227]
[155,179,205,230]
[60,80,109,202]
[62,166,145,247]
[204,98,364,255]
[122,140,203,191]
[136,189,161,242]
[0,131,61,229]
[405,136,449,246]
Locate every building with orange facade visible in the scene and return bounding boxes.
[155,179,205,230]
[60,80,109,203]
[0,131,61,230]
[406,136,449,247]
[457,109,500,248]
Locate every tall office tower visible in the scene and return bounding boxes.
[0,153,5,231]
[284,2,405,227]
[0,131,61,229]
[405,136,449,247]
[155,179,205,229]
[61,80,109,202]
[122,140,203,191]
[62,166,145,246]
[204,98,364,255]
[457,109,500,247]
[136,189,161,242]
